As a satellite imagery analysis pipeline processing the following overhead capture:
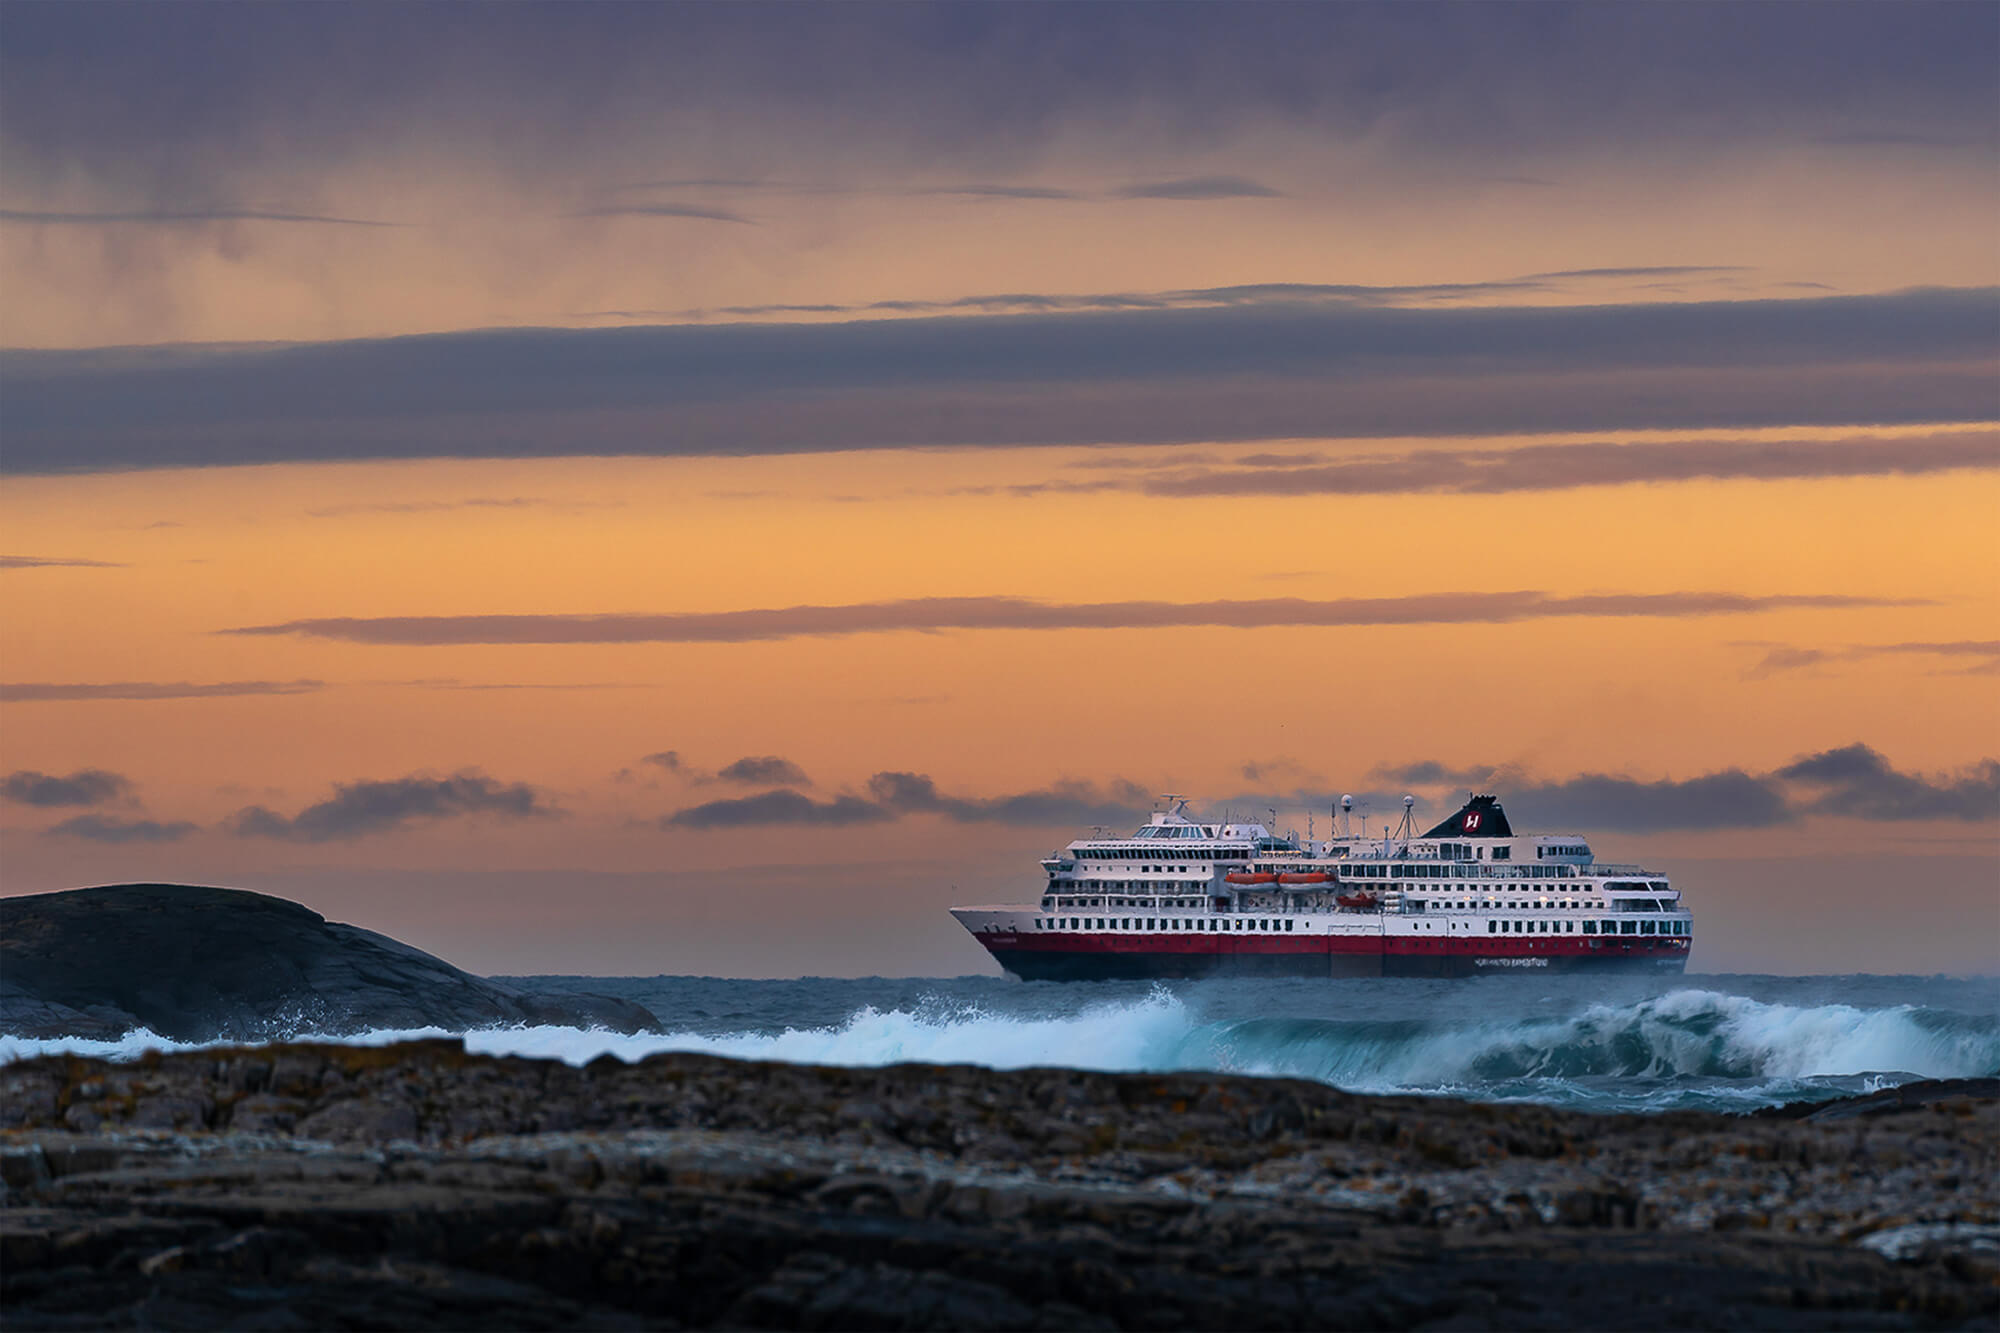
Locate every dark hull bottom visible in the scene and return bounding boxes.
[988,949,1689,981]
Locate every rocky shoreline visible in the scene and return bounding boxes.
[3,1042,1995,1329]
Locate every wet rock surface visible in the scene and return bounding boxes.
[3,1043,1995,1329]
[0,884,658,1040]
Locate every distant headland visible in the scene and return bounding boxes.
[0,883,659,1041]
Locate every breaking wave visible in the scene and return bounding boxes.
[5,988,1995,1112]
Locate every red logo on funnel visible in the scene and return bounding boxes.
[1463,812,1482,832]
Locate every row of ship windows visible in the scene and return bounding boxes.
[1056,868,1668,888]
[1496,918,1691,936]
[1070,867,1200,876]
[1076,850,1240,861]
[1034,917,1692,936]
[1040,917,1297,933]
[1045,896,1208,910]
[1064,876,1200,888]
[1408,897,1670,912]
[1045,895,1677,912]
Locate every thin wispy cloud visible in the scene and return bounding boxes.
[607,178,780,192]
[1740,639,2000,679]
[1132,432,2000,499]
[44,814,195,844]
[1813,131,1976,149]
[569,204,754,224]
[0,555,126,569]
[224,590,1912,647]
[0,679,326,702]
[922,184,1080,200]
[577,278,1554,324]
[384,678,659,691]
[1521,266,1751,281]
[1114,176,1283,200]
[305,497,622,518]
[0,208,399,227]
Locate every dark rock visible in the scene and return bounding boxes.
[1804,1078,2000,1123]
[2,1041,1996,1328]
[0,884,659,1040]
[1749,1077,2000,1122]
[296,1096,420,1142]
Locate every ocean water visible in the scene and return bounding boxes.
[8,973,1996,1115]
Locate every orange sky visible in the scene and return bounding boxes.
[3,5,1995,976]
[5,435,1995,973]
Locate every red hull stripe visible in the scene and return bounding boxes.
[977,932,1689,959]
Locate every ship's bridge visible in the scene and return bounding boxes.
[1065,795,1294,851]
[1042,797,1296,880]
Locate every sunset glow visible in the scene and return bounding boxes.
[4,4,1994,976]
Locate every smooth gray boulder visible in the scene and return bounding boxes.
[0,883,659,1040]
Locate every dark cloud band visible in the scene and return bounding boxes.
[714,756,812,787]
[224,590,1909,647]
[8,6,1990,191]
[1371,744,1996,832]
[1,768,132,807]
[5,289,1992,473]
[664,774,1146,830]
[664,745,1992,832]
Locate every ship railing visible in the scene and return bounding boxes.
[1458,862,1654,880]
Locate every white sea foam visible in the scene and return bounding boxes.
[4,990,1993,1111]
[452,991,1200,1070]
[1188,989,2000,1092]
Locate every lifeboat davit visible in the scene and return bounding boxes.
[1225,872,1278,885]
[1335,891,1377,909]
[1278,872,1331,885]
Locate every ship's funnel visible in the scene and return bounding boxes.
[1421,793,1513,839]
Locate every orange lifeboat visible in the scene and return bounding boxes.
[1278,872,1331,885]
[1225,872,1278,885]
[1335,890,1377,909]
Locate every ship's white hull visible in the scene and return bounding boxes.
[953,907,1691,980]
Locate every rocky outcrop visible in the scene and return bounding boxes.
[0,884,658,1040]
[2,1042,1995,1329]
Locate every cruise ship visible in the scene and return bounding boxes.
[952,794,1691,979]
